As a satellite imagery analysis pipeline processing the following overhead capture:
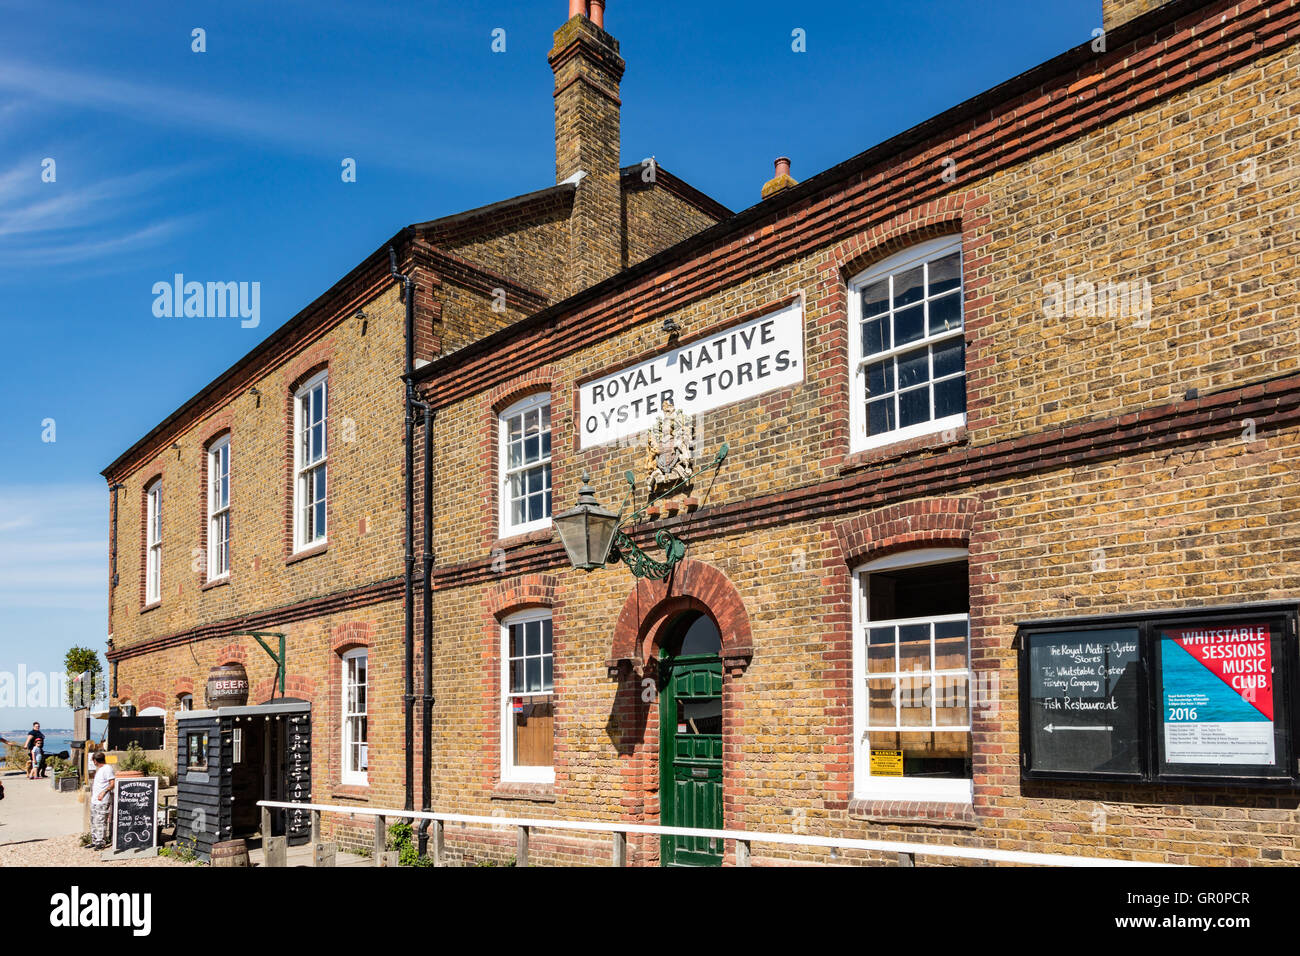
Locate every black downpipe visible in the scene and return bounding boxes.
[417,403,435,856]
[108,482,123,588]
[390,245,416,815]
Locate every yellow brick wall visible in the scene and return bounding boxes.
[109,284,407,652]
[417,30,1300,865]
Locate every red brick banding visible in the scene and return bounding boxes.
[430,370,1300,591]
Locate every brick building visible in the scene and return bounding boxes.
[408,0,1300,866]
[107,0,1300,865]
[100,2,727,857]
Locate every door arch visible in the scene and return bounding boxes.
[659,611,724,867]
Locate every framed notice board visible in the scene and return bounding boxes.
[1018,602,1300,787]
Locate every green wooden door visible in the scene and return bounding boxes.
[660,651,724,866]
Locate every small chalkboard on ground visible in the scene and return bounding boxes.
[104,775,159,860]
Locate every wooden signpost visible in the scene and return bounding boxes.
[103,776,159,860]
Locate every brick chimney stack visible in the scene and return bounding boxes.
[550,1,625,294]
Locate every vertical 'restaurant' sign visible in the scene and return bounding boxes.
[1159,622,1275,766]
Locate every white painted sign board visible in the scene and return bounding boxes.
[578,301,804,448]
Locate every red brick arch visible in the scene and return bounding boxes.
[488,365,556,415]
[115,683,136,706]
[834,498,978,567]
[214,642,247,665]
[137,690,166,711]
[831,192,980,283]
[485,572,558,619]
[607,559,752,678]
[174,677,194,697]
[331,621,373,654]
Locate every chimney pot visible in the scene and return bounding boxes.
[589,0,605,27]
[569,0,586,18]
[761,155,798,199]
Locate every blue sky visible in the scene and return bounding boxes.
[0,0,1099,731]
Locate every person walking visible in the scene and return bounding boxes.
[23,722,44,779]
[89,752,116,850]
[29,739,43,779]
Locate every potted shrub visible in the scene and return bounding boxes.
[48,758,79,793]
[144,758,175,788]
[116,741,148,779]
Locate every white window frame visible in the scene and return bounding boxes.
[293,371,328,552]
[145,480,162,604]
[851,547,972,803]
[207,436,231,580]
[341,648,368,786]
[500,608,555,784]
[497,393,553,536]
[849,236,966,452]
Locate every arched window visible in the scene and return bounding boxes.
[664,611,722,659]
[852,548,971,802]
[498,393,552,535]
[500,608,554,783]
[177,693,193,712]
[848,236,965,451]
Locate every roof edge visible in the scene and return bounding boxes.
[410,181,577,235]
[100,228,413,479]
[407,0,1226,385]
[620,163,732,221]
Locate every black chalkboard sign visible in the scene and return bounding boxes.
[112,776,159,855]
[1022,627,1144,779]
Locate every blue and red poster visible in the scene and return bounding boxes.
[1160,623,1275,766]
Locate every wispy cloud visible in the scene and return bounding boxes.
[0,164,192,238]
[0,60,303,145]
[0,58,453,172]
[0,158,200,274]
[0,216,193,269]
[0,484,105,612]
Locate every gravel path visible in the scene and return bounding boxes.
[0,833,194,867]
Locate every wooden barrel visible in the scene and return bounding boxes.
[211,839,250,867]
[205,662,250,708]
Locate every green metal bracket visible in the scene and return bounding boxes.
[609,442,728,581]
[231,631,287,697]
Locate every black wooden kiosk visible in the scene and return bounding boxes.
[175,699,312,862]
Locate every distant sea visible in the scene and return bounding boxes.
[1,733,75,756]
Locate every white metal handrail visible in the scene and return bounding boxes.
[256,799,1174,867]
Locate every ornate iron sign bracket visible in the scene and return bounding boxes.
[610,442,727,580]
